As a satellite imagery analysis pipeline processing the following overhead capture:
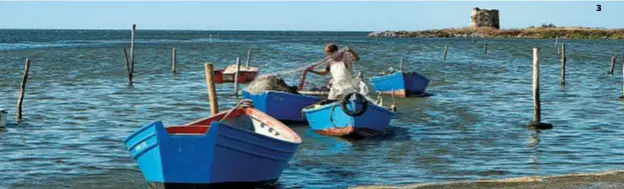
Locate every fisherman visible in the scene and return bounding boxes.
[307,43,366,101]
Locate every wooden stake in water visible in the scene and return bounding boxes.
[609,56,616,75]
[123,48,131,83]
[555,36,559,54]
[560,43,566,85]
[233,57,241,96]
[245,49,252,68]
[471,33,475,44]
[129,24,136,85]
[399,59,404,71]
[16,58,31,123]
[484,42,488,54]
[533,48,541,123]
[443,45,448,60]
[528,48,553,130]
[621,61,624,100]
[172,48,177,74]
[204,63,219,115]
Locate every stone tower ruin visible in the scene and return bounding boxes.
[470,7,500,29]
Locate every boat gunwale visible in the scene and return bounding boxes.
[302,100,394,116]
[171,107,302,144]
[243,90,321,102]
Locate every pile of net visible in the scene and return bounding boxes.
[246,75,299,94]
[245,47,351,95]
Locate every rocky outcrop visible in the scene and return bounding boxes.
[470,7,500,29]
[368,31,399,37]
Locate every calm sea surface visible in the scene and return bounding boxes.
[1,30,624,189]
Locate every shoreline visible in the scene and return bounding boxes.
[353,170,624,189]
[369,26,624,40]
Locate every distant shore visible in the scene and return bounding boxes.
[369,26,624,40]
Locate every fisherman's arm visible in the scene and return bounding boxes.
[347,49,360,61]
[307,65,330,76]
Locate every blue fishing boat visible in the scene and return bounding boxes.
[242,90,321,122]
[369,71,430,97]
[302,93,393,137]
[123,104,302,188]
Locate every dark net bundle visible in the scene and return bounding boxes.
[245,48,349,95]
[246,75,300,94]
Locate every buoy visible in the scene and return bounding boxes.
[0,109,7,127]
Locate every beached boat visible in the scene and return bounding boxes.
[369,71,430,97]
[123,103,301,188]
[242,90,321,122]
[302,93,393,137]
[214,65,259,83]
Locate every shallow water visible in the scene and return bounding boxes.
[1,30,624,189]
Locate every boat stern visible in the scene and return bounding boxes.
[403,72,430,95]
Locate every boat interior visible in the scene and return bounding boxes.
[222,64,259,74]
[165,109,300,143]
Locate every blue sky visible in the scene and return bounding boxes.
[0,1,622,31]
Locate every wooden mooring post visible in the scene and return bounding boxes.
[443,45,448,60]
[245,49,252,68]
[130,24,136,84]
[172,48,177,74]
[555,36,559,54]
[399,58,404,71]
[0,109,7,128]
[620,61,624,100]
[123,48,131,83]
[204,63,219,115]
[122,24,136,85]
[471,33,475,44]
[16,58,31,123]
[528,48,553,130]
[233,57,241,96]
[609,56,616,75]
[560,43,566,85]
[484,42,488,54]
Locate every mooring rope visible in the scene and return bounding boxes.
[219,99,254,122]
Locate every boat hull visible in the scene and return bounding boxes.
[123,109,300,185]
[242,90,321,122]
[369,71,430,97]
[214,69,258,84]
[302,101,393,137]
[147,180,278,189]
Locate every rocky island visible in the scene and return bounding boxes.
[369,7,624,40]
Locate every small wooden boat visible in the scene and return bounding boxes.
[214,65,259,84]
[302,93,393,137]
[369,71,430,97]
[242,90,321,122]
[123,103,301,188]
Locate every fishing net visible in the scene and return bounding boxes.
[246,48,350,94]
[246,75,299,94]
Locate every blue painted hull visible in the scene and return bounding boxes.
[242,90,321,121]
[302,101,393,137]
[369,71,430,97]
[123,120,300,185]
